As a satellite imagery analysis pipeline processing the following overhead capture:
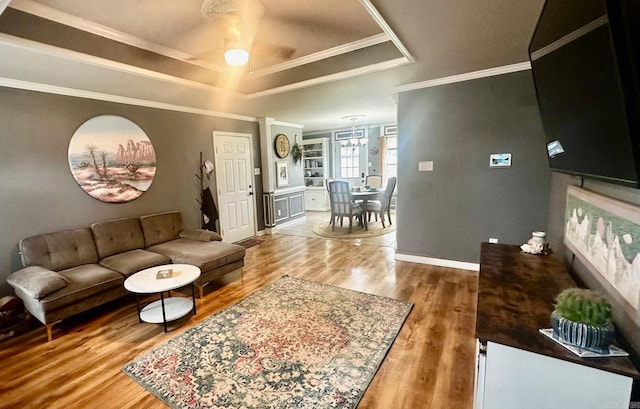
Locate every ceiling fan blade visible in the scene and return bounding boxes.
[201,0,265,19]
[251,44,296,60]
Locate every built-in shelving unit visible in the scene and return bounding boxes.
[302,138,330,211]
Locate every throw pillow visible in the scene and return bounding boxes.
[179,229,222,242]
[7,266,69,299]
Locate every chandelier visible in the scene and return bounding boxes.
[341,115,368,148]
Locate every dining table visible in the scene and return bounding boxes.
[351,189,381,231]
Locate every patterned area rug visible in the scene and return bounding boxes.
[123,276,412,409]
[312,220,395,239]
[234,237,265,249]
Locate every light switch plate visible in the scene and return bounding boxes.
[254,168,261,175]
[418,161,434,171]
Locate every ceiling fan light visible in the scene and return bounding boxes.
[224,48,249,66]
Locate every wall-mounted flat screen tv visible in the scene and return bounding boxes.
[529,0,640,187]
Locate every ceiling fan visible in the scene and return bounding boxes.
[198,0,295,67]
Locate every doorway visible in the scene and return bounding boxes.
[212,131,256,243]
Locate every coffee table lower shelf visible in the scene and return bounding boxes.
[139,297,195,324]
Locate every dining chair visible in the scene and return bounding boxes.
[366,177,396,228]
[328,180,363,233]
[365,174,383,189]
[325,177,336,225]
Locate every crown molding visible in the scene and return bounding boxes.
[248,56,411,99]
[0,33,241,97]
[10,0,409,77]
[8,0,414,96]
[393,61,532,93]
[360,0,414,63]
[0,0,11,16]
[530,15,607,61]
[272,120,304,129]
[0,77,258,122]
[8,0,226,71]
[248,33,390,78]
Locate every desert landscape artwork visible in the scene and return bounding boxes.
[565,186,640,315]
[68,115,156,203]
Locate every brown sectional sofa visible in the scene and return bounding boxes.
[7,211,245,341]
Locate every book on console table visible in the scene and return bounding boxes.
[539,329,629,358]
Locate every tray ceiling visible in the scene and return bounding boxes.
[2,0,410,95]
[0,0,546,131]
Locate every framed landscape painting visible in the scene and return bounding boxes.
[68,115,156,203]
[564,186,640,322]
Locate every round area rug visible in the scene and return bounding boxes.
[312,219,395,239]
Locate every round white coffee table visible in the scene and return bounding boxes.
[124,264,201,332]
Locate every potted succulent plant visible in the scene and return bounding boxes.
[551,288,614,353]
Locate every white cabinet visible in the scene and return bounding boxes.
[475,243,639,409]
[304,187,329,211]
[475,341,633,409]
[302,138,330,211]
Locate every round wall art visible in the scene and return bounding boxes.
[67,115,156,203]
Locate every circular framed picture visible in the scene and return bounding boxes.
[274,134,290,158]
[67,115,156,203]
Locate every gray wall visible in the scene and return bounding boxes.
[366,125,382,176]
[396,70,551,263]
[547,172,640,359]
[270,125,304,188]
[0,87,260,296]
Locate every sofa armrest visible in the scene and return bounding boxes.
[179,229,222,242]
[7,266,69,299]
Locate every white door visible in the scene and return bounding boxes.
[213,132,256,243]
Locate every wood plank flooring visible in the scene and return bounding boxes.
[0,231,478,409]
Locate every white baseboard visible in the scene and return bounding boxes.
[395,253,479,272]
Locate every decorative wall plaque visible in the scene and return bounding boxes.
[274,133,290,158]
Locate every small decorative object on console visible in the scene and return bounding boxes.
[156,269,173,279]
[521,231,548,254]
[551,288,615,354]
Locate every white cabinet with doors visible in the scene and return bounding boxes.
[302,138,330,211]
[304,188,328,211]
[475,243,638,409]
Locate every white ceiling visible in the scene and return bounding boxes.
[0,0,545,131]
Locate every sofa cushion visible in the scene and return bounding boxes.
[179,229,222,242]
[91,218,145,260]
[19,228,98,271]
[39,264,124,313]
[147,239,245,272]
[140,212,183,247]
[99,249,170,277]
[7,266,69,299]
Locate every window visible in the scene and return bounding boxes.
[384,136,397,179]
[340,146,361,178]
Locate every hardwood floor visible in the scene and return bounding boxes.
[0,224,478,409]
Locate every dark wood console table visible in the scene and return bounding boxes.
[474,242,638,409]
